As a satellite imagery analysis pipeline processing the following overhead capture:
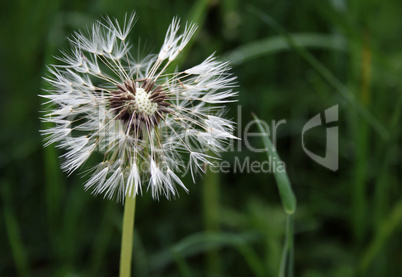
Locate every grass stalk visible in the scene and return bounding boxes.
[203,167,221,277]
[373,92,402,226]
[360,200,402,270]
[88,202,115,277]
[279,215,294,277]
[352,31,371,246]
[252,113,297,215]
[1,183,29,277]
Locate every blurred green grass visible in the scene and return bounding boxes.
[0,0,401,276]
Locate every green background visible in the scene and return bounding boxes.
[0,0,401,276]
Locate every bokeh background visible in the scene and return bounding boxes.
[0,0,401,276]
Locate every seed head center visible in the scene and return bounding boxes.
[134,88,158,116]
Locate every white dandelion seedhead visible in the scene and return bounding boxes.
[41,13,238,201]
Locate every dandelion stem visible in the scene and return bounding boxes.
[119,195,137,277]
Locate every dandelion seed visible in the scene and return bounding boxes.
[41,13,237,201]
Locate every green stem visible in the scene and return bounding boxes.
[203,166,221,277]
[287,216,294,277]
[119,195,137,277]
[279,215,294,277]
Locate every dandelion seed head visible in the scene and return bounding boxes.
[41,12,237,201]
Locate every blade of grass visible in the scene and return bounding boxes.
[151,232,264,277]
[186,0,212,25]
[252,113,296,276]
[132,231,150,277]
[368,92,402,273]
[1,181,29,277]
[88,201,115,277]
[54,178,89,276]
[360,200,402,271]
[248,5,389,140]
[224,33,347,66]
[172,250,194,277]
[373,92,402,225]
[252,114,297,215]
[352,31,371,246]
[203,167,221,277]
